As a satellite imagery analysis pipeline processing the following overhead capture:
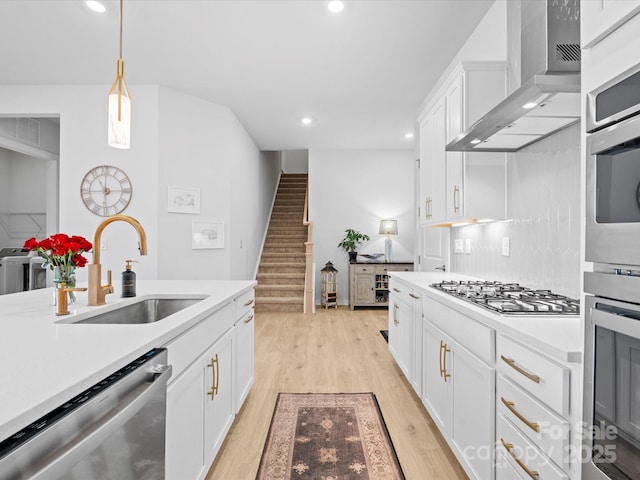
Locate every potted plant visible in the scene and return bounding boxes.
[337,229,370,262]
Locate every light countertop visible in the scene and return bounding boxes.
[0,279,255,441]
[388,272,583,364]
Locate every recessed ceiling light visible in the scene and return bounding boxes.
[301,117,313,125]
[86,1,106,13]
[327,1,345,13]
[404,132,414,139]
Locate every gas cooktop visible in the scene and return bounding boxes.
[430,280,580,316]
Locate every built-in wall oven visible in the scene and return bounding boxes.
[584,62,640,480]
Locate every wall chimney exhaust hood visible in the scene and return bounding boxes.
[446,0,581,153]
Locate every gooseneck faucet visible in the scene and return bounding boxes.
[88,214,148,306]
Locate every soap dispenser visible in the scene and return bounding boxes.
[121,260,138,298]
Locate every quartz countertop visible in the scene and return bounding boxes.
[388,272,583,364]
[0,279,255,441]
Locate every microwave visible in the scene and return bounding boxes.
[586,63,640,268]
[586,62,640,133]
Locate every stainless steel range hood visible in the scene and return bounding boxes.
[446,0,581,153]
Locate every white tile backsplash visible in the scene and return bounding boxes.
[451,124,581,298]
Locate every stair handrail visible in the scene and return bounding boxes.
[303,182,315,314]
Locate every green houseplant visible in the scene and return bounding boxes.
[337,229,370,262]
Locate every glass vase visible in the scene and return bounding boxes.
[53,265,77,305]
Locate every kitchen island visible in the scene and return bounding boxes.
[0,279,255,445]
[388,271,583,480]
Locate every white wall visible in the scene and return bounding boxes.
[0,84,277,289]
[309,149,414,305]
[282,149,308,173]
[451,124,581,298]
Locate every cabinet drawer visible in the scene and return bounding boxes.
[424,297,494,364]
[353,265,374,274]
[497,413,568,480]
[497,374,569,469]
[375,264,412,274]
[235,288,255,319]
[497,334,570,416]
[166,302,235,381]
[495,448,526,480]
[389,279,419,305]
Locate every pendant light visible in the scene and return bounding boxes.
[108,0,131,149]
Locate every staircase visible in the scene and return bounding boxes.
[255,173,308,312]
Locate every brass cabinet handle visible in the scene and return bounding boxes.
[439,340,450,381]
[409,293,419,299]
[393,287,401,293]
[501,397,540,432]
[500,355,540,384]
[207,354,219,400]
[454,185,460,213]
[500,438,539,479]
[393,303,400,325]
[244,298,255,307]
[442,342,451,382]
[244,314,254,324]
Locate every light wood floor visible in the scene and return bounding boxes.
[207,307,468,479]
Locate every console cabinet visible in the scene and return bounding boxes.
[165,287,255,480]
[349,262,413,309]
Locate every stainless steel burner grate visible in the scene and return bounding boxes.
[430,280,580,315]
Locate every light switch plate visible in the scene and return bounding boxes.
[502,237,510,257]
[454,239,464,253]
[465,238,471,254]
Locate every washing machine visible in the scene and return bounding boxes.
[0,248,31,295]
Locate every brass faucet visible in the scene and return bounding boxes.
[88,214,148,306]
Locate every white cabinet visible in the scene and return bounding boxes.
[165,287,255,480]
[422,318,495,480]
[496,333,577,479]
[418,62,507,227]
[234,290,255,413]
[203,328,234,467]
[582,0,640,48]
[419,96,446,225]
[166,355,206,480]
[388,277,422,393]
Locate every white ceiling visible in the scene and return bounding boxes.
[0,0,494,151]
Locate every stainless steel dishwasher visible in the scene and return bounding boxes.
[0,348,172,480]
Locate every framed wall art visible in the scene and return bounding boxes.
[168,186,200,214]
[192,220,224,249]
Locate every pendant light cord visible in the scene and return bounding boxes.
[119,0,123,59]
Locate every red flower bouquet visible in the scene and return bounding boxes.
[24,233,93,269]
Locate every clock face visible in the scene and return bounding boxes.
[80,165,132,217]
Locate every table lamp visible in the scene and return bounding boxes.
[379,219,398,263]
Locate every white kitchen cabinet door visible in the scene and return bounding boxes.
[234,308,254,413]
[419,97,446,225]
[389,294,412,380]
[582,0,640,48]
[166,359,206,480]
[410,290,423,396]
[203,327,235,468]
[451,343,495,480]
[422,322,452,436]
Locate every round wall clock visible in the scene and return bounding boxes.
[80,165,132,217]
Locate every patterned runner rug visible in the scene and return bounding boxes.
[256,393,405,480]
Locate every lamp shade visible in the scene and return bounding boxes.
[108,92,131,148]
[379,219,398,235]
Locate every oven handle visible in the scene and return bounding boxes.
[29,364,172,480]
[591,305,640,340]
[587,113,640,156]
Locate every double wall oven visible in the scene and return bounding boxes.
[584,62,640,480]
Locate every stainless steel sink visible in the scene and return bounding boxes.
[72,297,206,324]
